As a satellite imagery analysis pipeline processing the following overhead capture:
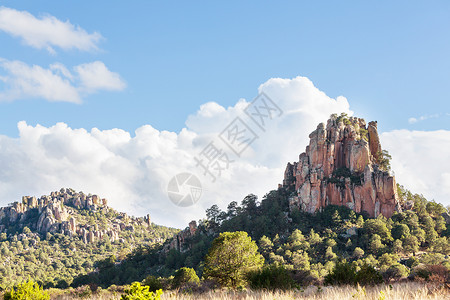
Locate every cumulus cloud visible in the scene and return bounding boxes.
[381,130,450,206]
[0,6,102,53]
[0,76,352,228]
[1,75,448,228]
[75,61,126,92]
[0,59,126,103]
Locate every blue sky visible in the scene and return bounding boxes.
[0,1,449,227]
[1,1,449,136]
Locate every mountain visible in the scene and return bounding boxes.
[0,188,179,288]
[76,115,448,289]
[282,113,400,218]
[1,115,449,290]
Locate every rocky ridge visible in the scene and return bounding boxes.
[0,188,153,244]
[164,220,198,252]
[282,114,401,218]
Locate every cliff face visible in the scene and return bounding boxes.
[282,115,400,218]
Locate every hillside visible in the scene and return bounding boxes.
[74,115,450,288]
[0,188,179,289]
[1,115,449,292]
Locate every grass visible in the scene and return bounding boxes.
[38,282,449,300]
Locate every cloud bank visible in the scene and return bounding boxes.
[0,76,448,228]
[0,6,102,53]
[0,59,126,103]
[381,130,450,204]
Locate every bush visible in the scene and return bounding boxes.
[405,257,419,268]
[382,264,409,282]
[247,265,295,290]
[172,267,200,288]
[121,282,162,300]
[324,261,356,285]
[354,264,383,285]
[4,279,50,300]
[142,276,163,292]
[411,264,449,283]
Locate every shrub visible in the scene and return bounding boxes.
[247,265,295,290]
[405,257,419,268]
[425,265,449,283]
[4,279,49,300]
[324,261,356,285]
[382,264,409,282]
[142,275,163,292]
[172,267,200,288]
[121,282,163,300]
[354,264,383,285]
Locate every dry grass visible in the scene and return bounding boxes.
[162,282,449,300]
[46,282,450,300]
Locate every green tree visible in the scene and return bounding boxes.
[403,236,419,255]
[364,219,392,243]
[258,236,273,256]
[325,246,337,261]
[287,229,305,251]
[331,210,342,228]
[356,215,364,228]
[435,216,447,234]
[391,224,410,240]
[393,239,403,254]
[172,267,199,288]
[353,247,365,259]
[308,229,322,245]
[291,250,310,270]
[368,234,384,255]
[203,231,264,288]
[377,150,392,172]
[324,260,356,285]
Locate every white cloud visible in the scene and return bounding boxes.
[408,113,440,124]
[0,6,102,53]
[75,61,126,92]
[2,75,448,228]
[0,76,352,228]
[0,59,126,103]
[381,130,450,206]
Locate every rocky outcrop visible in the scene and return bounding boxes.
[165,220,198,253]
[282,115,400,218]
[0,188,153,244]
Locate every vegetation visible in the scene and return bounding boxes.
[120,282,162,300]
[203,231,264,288]
[246,265,295,290]
[377,150,392,172]
[3,279,49,300]
[0,203,179,290]
[326,167,363,187]
[0,179,449,298]
[172,267,199,288]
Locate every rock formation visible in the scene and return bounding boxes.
[282,114,401,218]
[0,188,153,244]
[165,220,198,252]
